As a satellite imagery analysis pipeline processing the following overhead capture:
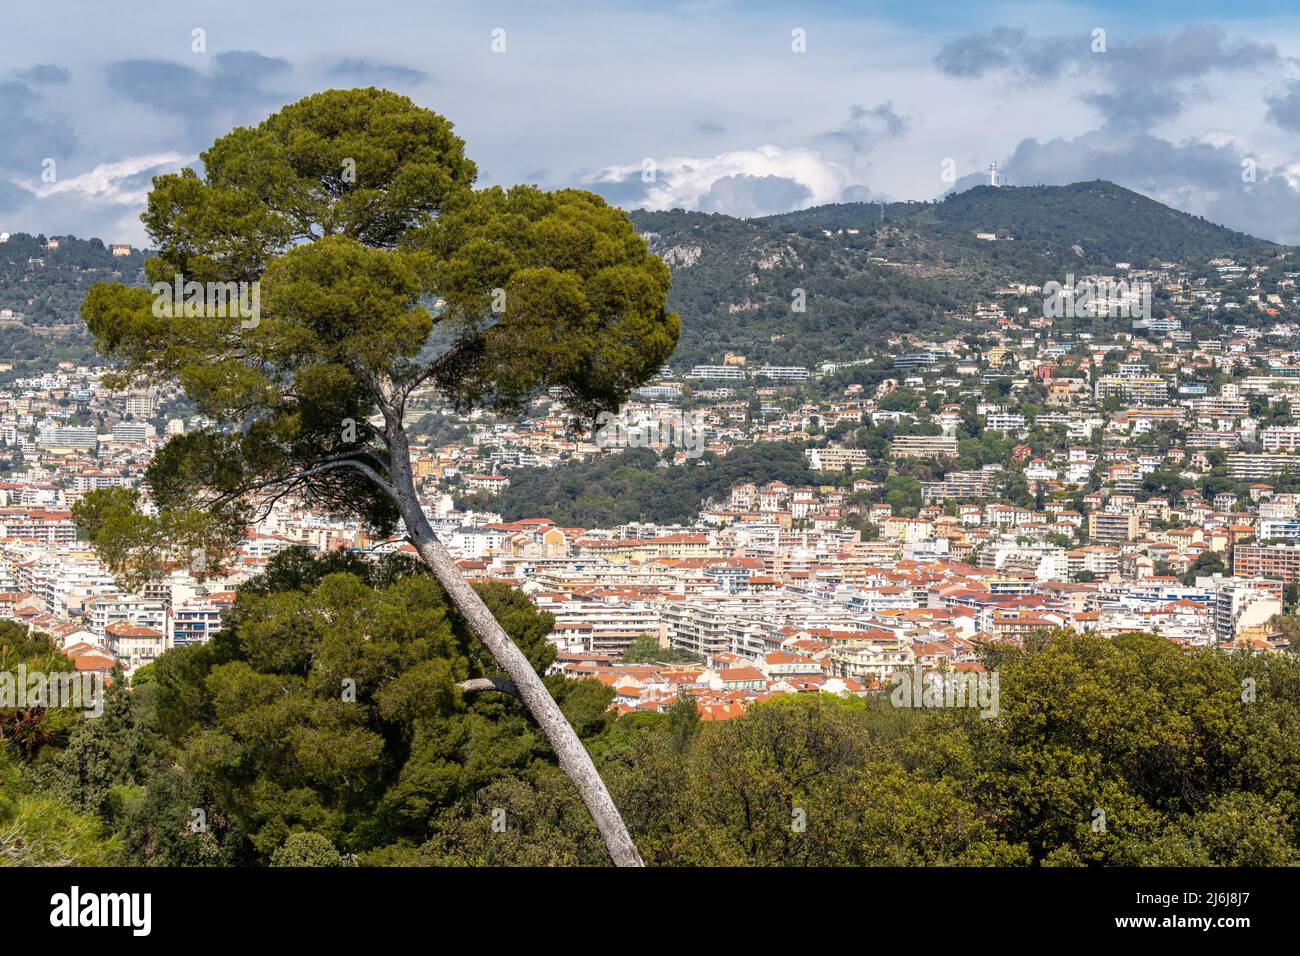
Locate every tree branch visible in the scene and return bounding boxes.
[456,677,520,698]
[399,338,477,403]
[293,459,400,501]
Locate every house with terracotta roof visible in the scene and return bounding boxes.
[105,621,169,674]
[706,665,767,692]
[65,641,116,678]
[759,650,822,679]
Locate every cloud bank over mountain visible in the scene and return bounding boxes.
[4,3,1300,242]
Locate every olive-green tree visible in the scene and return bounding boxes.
[79,88,678,865]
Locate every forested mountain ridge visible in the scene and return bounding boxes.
[763,181,1273,268]
[1,181,1283,374]
[0,232,148,370]
[632,180,1284,369]
[631,208,961,370]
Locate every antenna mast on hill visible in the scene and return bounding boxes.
[989,162,999,187]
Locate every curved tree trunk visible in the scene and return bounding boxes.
[405,517,643,866]
[380,422,642,866]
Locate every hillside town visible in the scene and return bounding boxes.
[3,253,1299,724]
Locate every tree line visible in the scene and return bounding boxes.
[3,546,1297,866]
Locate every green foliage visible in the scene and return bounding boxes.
[620,636,703,665]
[72,487,244,592]
[0,747,118,866]
[17,582,1300,867]
[473,441,818,526]
[414,184,678,419]
[146,555,582,861]
[595,629,1300,866]
[1115,792,1299,865]
[605,694,1023,865]
[0,621,83,760]
[0,617,124,865]
[390,771,608,866]
[882,474,923,514]
[114,764,253,866]
[79,88,678,547]
[270,831,345,867]
[36,671,162,820]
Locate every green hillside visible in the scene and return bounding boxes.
[0,232,148,370]
[630,209,961,370]
[635,180,1282,369]
[764,181,1275,277]
[0,181,1283,375]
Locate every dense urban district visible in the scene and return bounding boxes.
[2,182,1300,866]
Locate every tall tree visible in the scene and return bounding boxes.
[79,88,678,866]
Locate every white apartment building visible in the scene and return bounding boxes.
[537,597,663,657]
[86,594,167,638]
[1262,425,1300,453]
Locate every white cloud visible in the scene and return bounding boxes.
[27,151,191,204]
[587,144,851,212]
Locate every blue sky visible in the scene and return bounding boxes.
[4,1,1300,243]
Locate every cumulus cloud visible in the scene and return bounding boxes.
[0,80,77,171]
[329,58,428,85]
[0,153,192,245]
[1079,85,1184,131]
[1266,79,1300,132]
[16,64,70,84]
[105,50,291,116]
[934,27,1078,82]
[936,25,1282,130]
[586,144,852,215]
[816,103,910,154]
[698,174,813,217]
[584,103,909,217]
[936,24,1278,85]
[26,152,191,205]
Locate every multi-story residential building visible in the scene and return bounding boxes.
[1191,396,1250,420]
[1228,453,1300,481]
[125,391,156,418]
[889,435,959,459]
[1258,519,1300,541]
[1261,425,1300,452]
[921,466,1003,503]
[36,425,97,451]
[170,597,232,647]
[1095,375,1168,404]
[984,412,1027,433]
[1211,579,1283,641]
[85,594,168,638]
[1233,543,1300,583]
[1088,511,1138,544]
[686,365,745,381]
[804,447,872,472]
[110,422,149,444]
[754,366,810,381]
[542,597,663,657]
[105,621,170,674]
